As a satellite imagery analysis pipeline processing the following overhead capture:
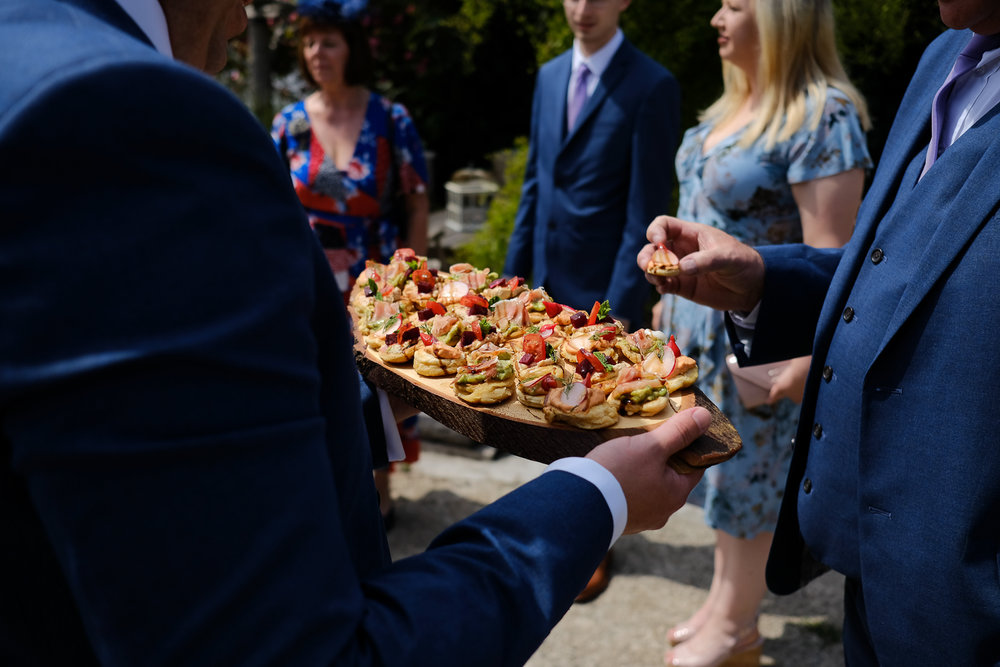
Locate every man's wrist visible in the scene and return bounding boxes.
[544,457,626,550]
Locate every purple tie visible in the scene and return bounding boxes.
[567,63,591,132]
[923,33,1000,173]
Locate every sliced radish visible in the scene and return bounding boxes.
[643,347,675,379]
[562,382,588,407]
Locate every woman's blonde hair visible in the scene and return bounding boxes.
[702,0,871,149]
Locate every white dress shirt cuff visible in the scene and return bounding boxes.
[544,457,626,550]
[377,388,406,462]
[728,302,761,357]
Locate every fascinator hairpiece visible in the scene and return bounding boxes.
[296,0,368,21]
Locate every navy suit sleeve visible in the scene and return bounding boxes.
[1,58,611,666]
[606,71,680,327]
[727,244,843,365]
[503,72,543,280]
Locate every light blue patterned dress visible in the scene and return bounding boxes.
[660,88,871,539]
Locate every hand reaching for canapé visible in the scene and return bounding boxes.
[637,215,766,314]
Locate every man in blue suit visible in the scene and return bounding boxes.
[504,0,679,331]
[0,1,712,664]
[641,1,1000,663]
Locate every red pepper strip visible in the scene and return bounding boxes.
[668,334,681,357]
[587,300,601,326]
[576,347,604,373]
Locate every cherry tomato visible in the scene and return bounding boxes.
[541,374,560,391]
[427,300,447,316]
[522,333,545,362]
[419,331,435,346]
[460,293,490,309]
[471,319,483,340]
[542,301,561,318]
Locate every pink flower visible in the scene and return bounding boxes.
[346,158,368,181]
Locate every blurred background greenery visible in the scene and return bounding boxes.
[227,0,946,269]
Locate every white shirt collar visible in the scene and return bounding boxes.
[571,28,624,82]
[113,0,173,58]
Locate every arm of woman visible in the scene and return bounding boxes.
[767,167,864,403]
[404,191,429,256]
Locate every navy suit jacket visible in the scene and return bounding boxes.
[738,30,1000,663]
[504,40,679,328]
[0,2,614,664]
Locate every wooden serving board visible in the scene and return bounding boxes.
[354,343,742,473]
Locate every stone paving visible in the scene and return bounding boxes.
[385,416,846,667]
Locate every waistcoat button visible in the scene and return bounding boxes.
[843,306,855,322]
[870,248,884,264]
[822,365,833,382]
[803,478,813,494]
[813,423,823,439]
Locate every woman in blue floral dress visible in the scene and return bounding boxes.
[658,1,871,665]
[271,0,429,300]
[271,0,429,527]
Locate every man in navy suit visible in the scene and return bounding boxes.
[0,1,712,664]
[640,1,1000,663]
[504,0,679,331]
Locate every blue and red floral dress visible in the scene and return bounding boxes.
[271,92,429,296]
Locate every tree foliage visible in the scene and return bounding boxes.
[226,0,947,209]
[455,137,530,272]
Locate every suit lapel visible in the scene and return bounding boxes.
[874,104,1000,359]
[545,53,572,145]
[812,31,969,356]
[561,40,634,148]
